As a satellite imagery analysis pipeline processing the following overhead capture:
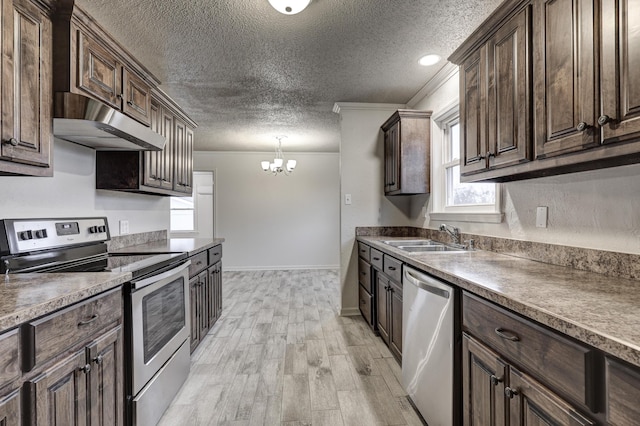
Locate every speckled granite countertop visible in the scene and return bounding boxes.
[358,236,640,368]
[0,272,131,333]
[109,237,225,257]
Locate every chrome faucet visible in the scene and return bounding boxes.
[439,224,461,245]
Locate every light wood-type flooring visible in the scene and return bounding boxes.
[159,269,424,426]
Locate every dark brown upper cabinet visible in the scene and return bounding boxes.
[380,110,431,195]
[459,6,532,177]
[0,0,53,176]
[450,0,640,182]
[52,4,155,126]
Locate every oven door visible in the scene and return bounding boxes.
[130,260,190,394]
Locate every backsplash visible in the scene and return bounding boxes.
[356,226,640,281]
[107,230,167,251]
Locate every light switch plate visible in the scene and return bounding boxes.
[119,220,129,235]
[536,207,548,228]
[345,194,352,205]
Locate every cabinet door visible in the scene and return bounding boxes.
[487,6,531,169]
[76,30,120,109]
[605,357,640,425]
[207,266,217,328]
[0,389,20,426]
[384,122,400,193]
[122,67,151,125]
[0,0,52,171]
[600,0,640,144]
[26,351,88,426]
[159,109,175,189]
[143,99,164,188]
[173,118,192,194]
[533,0,598,159]
[375,275,389,344]
[389,279,402,360]
[87,327,123,426]
[198,271,209,341]
[508,367,595,426]
[462,334,507,426]
[189,274,200,353]
[460,48,488,175]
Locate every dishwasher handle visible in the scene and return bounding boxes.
[403,268,450,299]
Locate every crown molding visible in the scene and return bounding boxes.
[332,102,407,114]
[406,62,459,108]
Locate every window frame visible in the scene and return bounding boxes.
[430,102,503,223]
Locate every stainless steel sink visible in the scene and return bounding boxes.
[381,239,467,253]
[382,239,440,247]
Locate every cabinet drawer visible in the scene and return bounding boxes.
[606,357,640,424]
[357,242,370,261]
[189,251,208,277]
[370,248,383,270]
[23,288,121,372]
[358,258,372,292]
[208,245,222,265]
[383,255,402,283]
[359,285,373,326]
[0,329,20,387]
[462,292,595,409]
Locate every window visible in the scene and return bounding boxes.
[170,196,195,231]
[431,103,502,223]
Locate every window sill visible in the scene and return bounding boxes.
[429,212,503,224]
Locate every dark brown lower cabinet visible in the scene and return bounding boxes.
[87,327,123,426]
[376,273,402,361]
[189,271,207,353]
[462,333,594,426]
[190,246,224,353]
[208,261,222,328]
[605,357,640,425]
[0,389,21,425]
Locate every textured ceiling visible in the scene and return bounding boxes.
[75,0,503,152]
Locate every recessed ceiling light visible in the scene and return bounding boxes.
[418,54,441,66]
[268,0,312,15]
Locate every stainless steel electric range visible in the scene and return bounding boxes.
[0,217,191,426]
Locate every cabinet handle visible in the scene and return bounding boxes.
[116,94,123,99]
[78,314,99,326]
[127,101,133,106]
[388,266,397,271]
[490,375,502,386]
[196,261,203,266]
[495,327,520,342]
[598,115,611,126]
[360,299,365,305]
[93,355,104,365]
[5,138,19,146]
[213,252,220,256]
[360,271,366,275]
[576,122,589,132]
[373,257,380,261]
[79,363,92,374]
[504,387,518,399]
[150,174,157,179]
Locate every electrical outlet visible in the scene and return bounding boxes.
[536,207,548,228]
[119,220,129,235]
[345,194,352,205]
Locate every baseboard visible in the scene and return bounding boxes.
[224,265,339,272]
[340,307,361,317]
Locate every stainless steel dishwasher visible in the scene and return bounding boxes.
[402,266,455,426]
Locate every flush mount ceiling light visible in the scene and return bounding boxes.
[261,136,297,175]
[418,54,441,66]
[268,0,311,15]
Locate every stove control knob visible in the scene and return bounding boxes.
[34,229,47,239]
[89,226,98,234]
[98,225,107,233]
[18,231,32,241]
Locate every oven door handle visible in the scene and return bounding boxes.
[130,260,191,290]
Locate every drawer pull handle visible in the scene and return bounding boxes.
[78,314,98,326]
[80,363,92,374]
[505,387,518,399]
[388,266,397,271]
[373,257,380,261]
[196,261,203,266]
[94,355,104,365]
[490,375,502,386]
[213,252,220,256]
[495,328,520,341]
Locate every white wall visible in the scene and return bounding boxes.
[408,69,640,255]
[334,103,414,315]
[193,151,340,270]
[0,139,169,235]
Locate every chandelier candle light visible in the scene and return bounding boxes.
[261,136,297,175]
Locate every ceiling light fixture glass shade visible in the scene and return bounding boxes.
[268,0,311,15]
[261,136,297,175]
[418,54,441,66]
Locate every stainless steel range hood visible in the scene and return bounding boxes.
[53,93,165,151]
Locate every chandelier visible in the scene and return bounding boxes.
[261,136,297,175]
[267,0,311,15]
